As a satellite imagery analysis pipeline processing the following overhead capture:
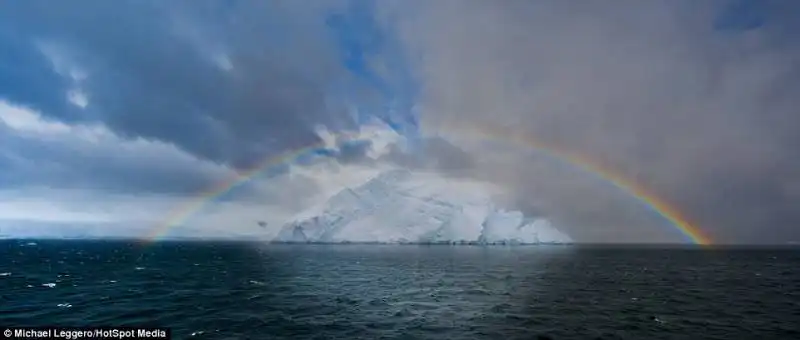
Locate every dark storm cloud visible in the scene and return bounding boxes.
[0,0,424,203]
[0,30,75,120]
[0,118,230,195]
[0,0,360,169]
[375,136,476,175]
[335,140,374,163]
[382,0,800,243]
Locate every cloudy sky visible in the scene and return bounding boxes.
[0,0,797,244]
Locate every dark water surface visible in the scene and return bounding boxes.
[1,240,798,339]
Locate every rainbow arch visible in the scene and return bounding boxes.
[148,125,712,245]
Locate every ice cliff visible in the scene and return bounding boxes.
[273,169,572,244]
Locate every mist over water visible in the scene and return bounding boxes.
[358,1,800,244]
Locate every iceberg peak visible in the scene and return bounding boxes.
[274,169,572,244]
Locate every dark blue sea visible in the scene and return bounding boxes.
[1,240,798,339]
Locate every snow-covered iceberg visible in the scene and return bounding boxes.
[273,169,572,244]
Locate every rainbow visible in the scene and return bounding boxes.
[446,124,711,246]
[148,125,712,245]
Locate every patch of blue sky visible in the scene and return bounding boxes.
[713,0,768,31]
[325,0,420,147]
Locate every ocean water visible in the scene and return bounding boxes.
[0,240,798,339]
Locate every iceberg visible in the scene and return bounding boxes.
[273,169,572,244]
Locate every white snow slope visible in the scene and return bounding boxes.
[273,169,572,244]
